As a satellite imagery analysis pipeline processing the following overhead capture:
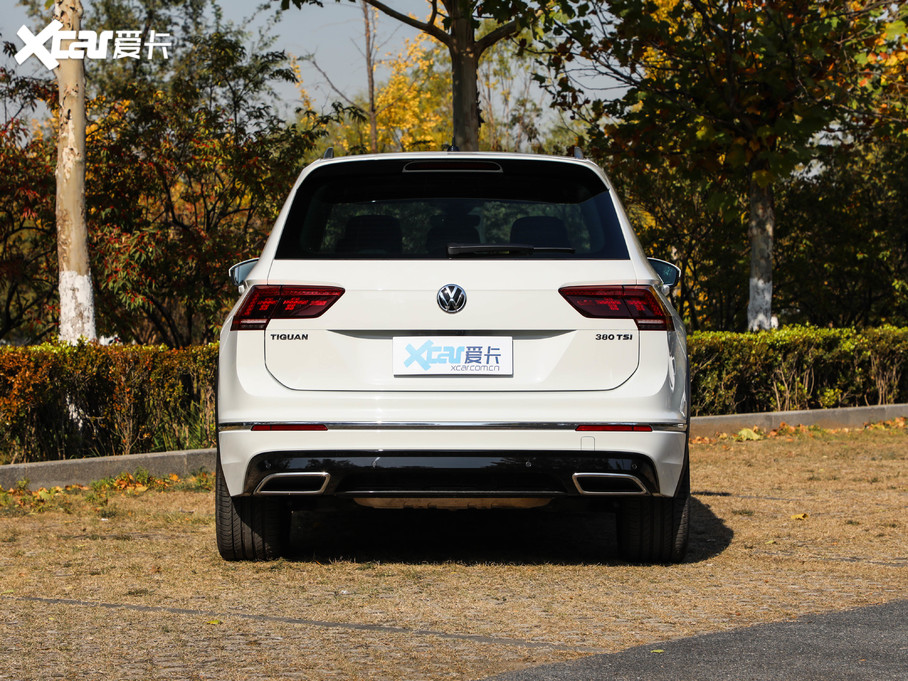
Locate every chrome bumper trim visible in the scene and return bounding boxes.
[220,421,687,432]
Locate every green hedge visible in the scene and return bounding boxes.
[0,343,216,465]
[690,326,908,416]
[1,327,906,464]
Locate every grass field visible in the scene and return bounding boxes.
[1,423,905,680]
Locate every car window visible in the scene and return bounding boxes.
[276,158,630,260]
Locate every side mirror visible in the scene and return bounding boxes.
[229,258,258,291]
[647,258,681,295]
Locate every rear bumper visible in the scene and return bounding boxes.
[217,426,688,498]
[243,450,661,497]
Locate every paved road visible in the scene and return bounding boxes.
[486,600,908,681]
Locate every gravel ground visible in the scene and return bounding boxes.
[0,425,905,680]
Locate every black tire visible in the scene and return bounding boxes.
[616,459,690,564]
[215,458,289,561]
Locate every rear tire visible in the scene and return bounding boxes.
[215,458,289,561]
[617,459,689,564]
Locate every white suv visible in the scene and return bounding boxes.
[216,152,689,563]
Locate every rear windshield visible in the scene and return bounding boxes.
[275,158,630,260]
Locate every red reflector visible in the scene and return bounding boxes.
[576,424,653,432]
[559,285,673,331]
[251,424,328,432]
[231,285,344,330]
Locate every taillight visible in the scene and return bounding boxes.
[559,285,673,331]
[231,285,344,331]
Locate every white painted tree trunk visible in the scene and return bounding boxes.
[747,178,774,332]
[54,0,97,343]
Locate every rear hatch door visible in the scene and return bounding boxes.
[262,260,641,391]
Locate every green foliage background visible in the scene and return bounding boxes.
[690,326,908,415]
[1,328,906,464]
[0,342,216,465]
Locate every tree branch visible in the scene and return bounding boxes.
[362,0,450,45]
[476,19,520,57]
[308,57,362,109]
[427,0,439,31]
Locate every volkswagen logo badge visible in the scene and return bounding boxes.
[437,284,467,313]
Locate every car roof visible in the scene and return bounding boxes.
[305,149,603,171]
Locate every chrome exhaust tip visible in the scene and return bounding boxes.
[254,472,330,495]
[572,473,648,496]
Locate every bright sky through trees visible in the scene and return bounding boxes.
[3,0,428,110]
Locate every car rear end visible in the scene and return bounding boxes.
[216,152,689,562]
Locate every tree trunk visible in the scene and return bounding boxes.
[449,0,479,150]
[54,0,96,342]
[747,178,774,332]
[361,1,379,153]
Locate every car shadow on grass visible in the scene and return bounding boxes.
[285,496,733,565]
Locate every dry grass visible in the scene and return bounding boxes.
[1,425,905,680]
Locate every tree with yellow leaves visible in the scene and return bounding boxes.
[280,0,543,150]
[311,21,452,154]
[318,13,568,154]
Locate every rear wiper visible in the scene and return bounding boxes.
[447,243,575,256]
